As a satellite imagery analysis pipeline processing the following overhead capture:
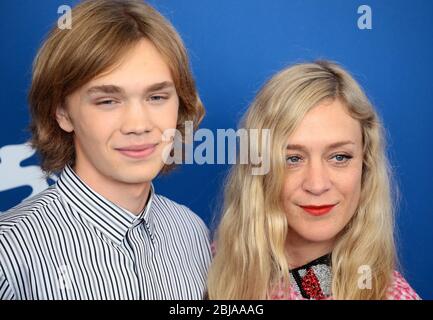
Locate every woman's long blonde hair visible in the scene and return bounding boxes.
[207,61,396,299]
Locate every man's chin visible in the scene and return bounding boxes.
[117,172,159,185]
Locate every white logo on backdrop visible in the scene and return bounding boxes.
[0,143,57,202]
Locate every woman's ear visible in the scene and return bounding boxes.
[56,106,74,133]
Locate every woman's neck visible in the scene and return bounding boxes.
[285,234,334,269]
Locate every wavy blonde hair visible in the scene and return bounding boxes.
[207,61,396,299]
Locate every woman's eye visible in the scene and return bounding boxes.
[286,155,303,165]
[331,154,353,164]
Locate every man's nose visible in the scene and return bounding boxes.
[120,101,154,135]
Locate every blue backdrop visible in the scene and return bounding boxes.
[0,0,432,299]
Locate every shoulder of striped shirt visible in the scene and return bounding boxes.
[152,193,209,234]
[0,187,210,242]
[0,186,60,235]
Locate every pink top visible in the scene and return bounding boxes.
[270,270,421,300]
[211,245,420,300]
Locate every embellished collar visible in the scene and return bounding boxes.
[289,254,332,299]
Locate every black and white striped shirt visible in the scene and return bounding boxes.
[0,165,211,300]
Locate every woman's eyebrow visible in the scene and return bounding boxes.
[286,141,356,151]
[325,141,356,150]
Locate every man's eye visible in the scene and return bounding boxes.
[96,99,117,105]
[149,95,169,102]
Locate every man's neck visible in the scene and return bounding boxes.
[72,165,151,216]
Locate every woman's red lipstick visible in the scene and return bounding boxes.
[300,204,336,216]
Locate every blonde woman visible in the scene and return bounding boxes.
[207,61,420,300]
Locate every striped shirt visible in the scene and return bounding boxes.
[0,165,211,300]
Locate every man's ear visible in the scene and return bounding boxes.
[55,106,74,133]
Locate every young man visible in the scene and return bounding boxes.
[0,0,210,299]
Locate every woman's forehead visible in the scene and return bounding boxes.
[286,99,362,149]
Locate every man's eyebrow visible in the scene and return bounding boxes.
[86,85,125,95]
[145,81,175,93]
[85,81,175,95]
[286,140,356,151]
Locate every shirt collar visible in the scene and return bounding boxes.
[56,165,156,245]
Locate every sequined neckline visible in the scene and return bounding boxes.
[289,253,332,300]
